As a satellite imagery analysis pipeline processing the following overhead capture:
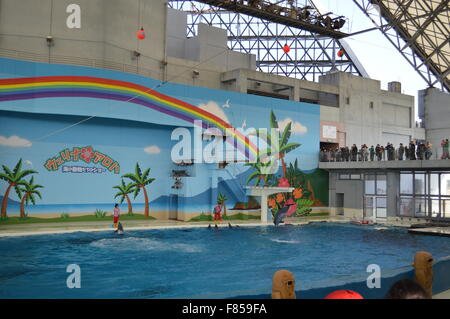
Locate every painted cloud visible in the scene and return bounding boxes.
[278,118,308,135]
[0,135,32,147]
[198,101,230,124]
[144,145,161,155]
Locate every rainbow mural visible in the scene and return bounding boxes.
[0,76,258,161]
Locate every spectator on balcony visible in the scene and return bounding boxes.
[375,144,382,161]
[358,145,363,162]
[381,146,386,161]
[331,148,337,162]
[417,142,426,160]
[386,143,394,161]
[336,148,342,162]
[351,144,358,162]
[409,141,417,160]
[425,142,433,160]
[369,145,375,161]
[362,145,369,162]
[319,148,326,162]
[398,143,405,161]
[344,146,350,162]
[441,139,449,160]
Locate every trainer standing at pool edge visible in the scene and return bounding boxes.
[213,201,223,226]
[113,203,120,228]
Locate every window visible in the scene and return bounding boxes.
[377,175,387,195]
[400,173,413,194]
[442,199,450,218]
[414,173,426,195]
[415,198,427,217]
[430,199,440,218]
[441,174,450,196]
[430,174,439,195]
[365,174,375,195]
[399,171,450,219]
[399,197,414,217]
[339,174,350,180]
[350,174,361,180]
[364,174,386,195]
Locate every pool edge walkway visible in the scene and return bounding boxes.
[0,217,351,237]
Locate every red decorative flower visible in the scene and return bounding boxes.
[278,177,290,188]
[81,147,94,163]
[293,188,303,199]
[268,198,276,209]
[276,193,284,204]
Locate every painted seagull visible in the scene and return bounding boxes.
[223,99,231,108]
[274,198,298,226]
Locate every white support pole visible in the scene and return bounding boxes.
[261,194,268,224]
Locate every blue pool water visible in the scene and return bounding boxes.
[1,223,450,299]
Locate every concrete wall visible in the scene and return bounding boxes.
[319,72,421,148]
[0,0,166,79]
[328,172,364,219]
[420,88,450,159]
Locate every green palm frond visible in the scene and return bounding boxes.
[2,165,13,178]
[12,159,23,176]
[280,122,292,147]
[0,172,11,182]
[270,111,278,129]
[122,173,141,184]
[246,170,260,185]
[14,186,23,200]
[144,178,155,186]
[135,163,142,180]
[280,143,301,155]
[256,129,272,147]
[142,168,151,181]
[133,186,141,199]
[15,169,37,181]
[33,190,43,199]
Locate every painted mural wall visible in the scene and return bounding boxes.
[0,58,325,220]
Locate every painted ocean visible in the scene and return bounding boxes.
[3,202,171,215]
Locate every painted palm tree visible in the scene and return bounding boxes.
[0,159,37,218]
[18,176,43,218]
[122,163,155,217]
[286,159,305,188]
[245,159,276,186]
[258,111,301,179]
[217,193,228,217]
[113,179,135,214]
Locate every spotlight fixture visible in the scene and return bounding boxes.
[46,36,54,47]
[192,70,200,78]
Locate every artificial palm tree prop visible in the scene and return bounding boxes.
[257,111,301,179]
[122,163,155,217]
[18,176,43,218]
[217,193,228,217]
[113,179,135,214]
[0,159,37,218]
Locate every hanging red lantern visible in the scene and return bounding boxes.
[283,44,291,54]
[337,49,345,57]
[136,27,145,40]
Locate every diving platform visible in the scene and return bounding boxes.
[245,186,294,224]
